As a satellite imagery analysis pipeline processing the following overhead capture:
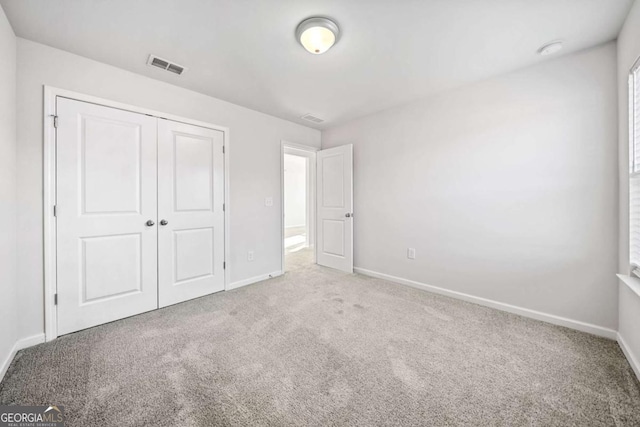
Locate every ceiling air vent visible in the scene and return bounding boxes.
[301,113,324,124]
[147,55,186,76]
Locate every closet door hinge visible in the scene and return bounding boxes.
[53,205,57,217]
[223,262,226,269]
[223,203,225,212]
[54,293,58,305]
[53,115,58,128]
[222,146,225,154]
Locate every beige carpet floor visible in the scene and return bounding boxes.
[1,248,639,426]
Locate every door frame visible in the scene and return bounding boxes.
[280,141,318,272]
[43,86,230,341]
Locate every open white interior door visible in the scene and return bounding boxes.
[316,144,353,273]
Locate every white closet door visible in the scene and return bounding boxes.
[316,144,353,273]
[56,98,159,335]
[157,119,225,307]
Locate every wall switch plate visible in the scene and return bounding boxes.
[247,251,255,261]
[407,248,416,260]
[265,197,273,207]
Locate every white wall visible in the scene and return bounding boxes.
[0,4,17,379]
[15,38,320,341]
[284,154,307,228]
[617,0,640,378]
[322,43,619,332]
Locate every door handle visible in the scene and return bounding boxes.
[160,219,168,226]
[345,213,353,218]
[146,220,155,227]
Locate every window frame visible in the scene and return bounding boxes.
[629,56,640,277]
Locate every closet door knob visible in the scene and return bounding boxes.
[160,219,168,226]
[146,220,155,227]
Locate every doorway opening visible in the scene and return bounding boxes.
[281,142,317,272]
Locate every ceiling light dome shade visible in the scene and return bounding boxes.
[296,17,340,55]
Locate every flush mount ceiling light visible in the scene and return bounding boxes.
[537,41,563,56]
[296,17,340,55]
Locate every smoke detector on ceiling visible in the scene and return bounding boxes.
[537,41,563,56]
[147,54,186,75]
[301,113,324,124]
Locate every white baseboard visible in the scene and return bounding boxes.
[355,267,617,340]
[0,333,45,383]
[618,333,640,381]
[227,270,283,291]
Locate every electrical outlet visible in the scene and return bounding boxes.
[265,197,273,207]
[407,248,416,260]
[247,251,255,262]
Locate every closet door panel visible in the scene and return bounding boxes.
[56,98,158,335]
[157,120,225,307]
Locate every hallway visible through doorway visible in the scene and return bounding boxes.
[282,145,316,271]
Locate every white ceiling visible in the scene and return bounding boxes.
[0,0,633,129]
